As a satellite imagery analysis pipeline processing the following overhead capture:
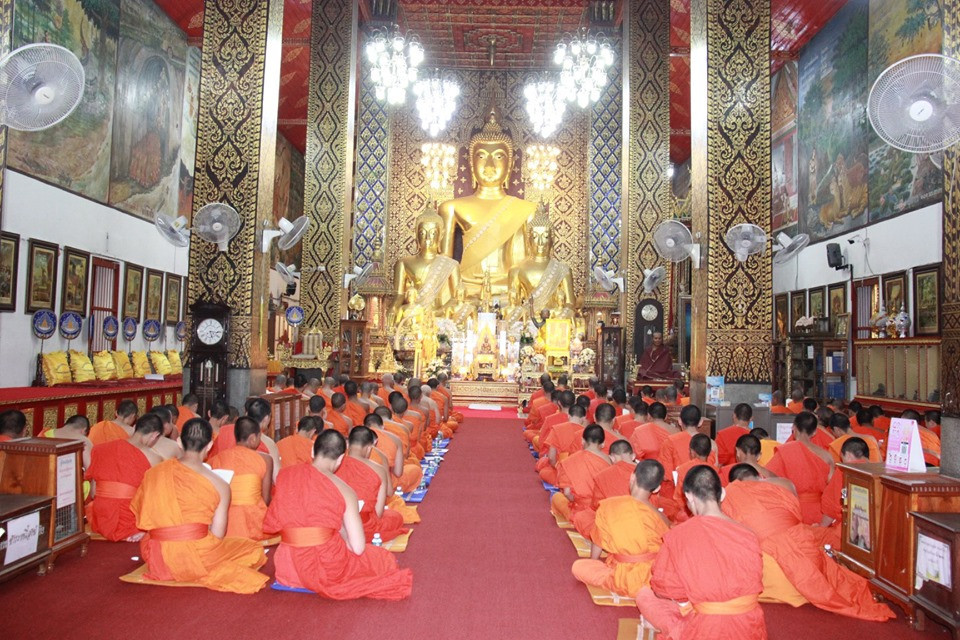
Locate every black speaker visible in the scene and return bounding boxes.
[826,243,844,269]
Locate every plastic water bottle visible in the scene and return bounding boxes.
[394,486,403,496]
[372,533,382,547]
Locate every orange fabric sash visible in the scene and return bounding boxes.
[96,480,137,500]
[280,527,336,547]
[149,522,208,542]
[231,474,262,506]
[693,594,759,615]
[612,551,657,564]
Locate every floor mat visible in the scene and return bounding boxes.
[383,530,413,553]
[587,584,637,607]
[119,564,205,588]
[565,530,592,558]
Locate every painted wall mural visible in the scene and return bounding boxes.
[771,61,798,235]
[272,133,305,268]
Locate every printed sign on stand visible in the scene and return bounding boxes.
[775,422,793,444]
[885,418,925,472]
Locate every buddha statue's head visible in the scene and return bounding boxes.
[469,105,514,191]
[415,212,444,255]
[525,207,553,258]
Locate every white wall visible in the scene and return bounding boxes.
[0,170,189,387]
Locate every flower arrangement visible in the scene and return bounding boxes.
[519,345,536,365]
[424,358,449,379]
[531,353,546,366]
[575,347,596,368]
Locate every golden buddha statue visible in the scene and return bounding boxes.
[438,104,536,296]
[390,212,461,329]
[507,207,574,317]
[445,284,478,326]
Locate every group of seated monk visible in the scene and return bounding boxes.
[520,377,904,637]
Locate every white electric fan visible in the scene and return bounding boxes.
[593,266,624,293]
[772,231,810,265]
[642,265,666,293]
[155,214,191,247]
[194,203,241,252]
[724,223,767,262]
[275,262,300,286]
[343,263,374,289]
[653,220,700,268]
[0,43,84,131]
[261,216,310,253]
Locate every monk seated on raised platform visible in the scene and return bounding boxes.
[0,409,27,442]
[89,399,138,446]
[636,332,677,381]
[335,426,407,543]
[208,417,273,541]
[277,416,322,468]
[131,418,269,593]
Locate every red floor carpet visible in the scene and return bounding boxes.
[0,413,949,639]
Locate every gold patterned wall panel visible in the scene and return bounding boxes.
[300,0,358,335]
[0,0,11,231]
[691,0,772,385]
[187,0,282,368]
[943,1,960,417]
[85,402,100,425]
[624,0,671,353]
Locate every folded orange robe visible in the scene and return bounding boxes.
[637,516,766,640]
[629,422,671,461]
[207,424,269,458]
[130,459,268,593]
[264,463,413,600]
[371,427,422,492]
[207,446,269,541]
[572,496,668,597]
[828,433,881,463]
[571,459,634,541]
[715,426,749,466]
[765,442,830,525]
[335,456,407,543]
[722,481,894,621]
[536,422,584,485]
[327,411,351,436]
[89,421,129,446]
[86,440,151,541]
[277,434,315,468]
[550,450,610,520]
[175,407,197,431]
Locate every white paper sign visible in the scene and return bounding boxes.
[4,511,40,565]
[776,423,793,444]
[885,418,925,472]
[916,532,952,589]
[56,455,77,508]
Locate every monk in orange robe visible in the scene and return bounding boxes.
[765,412,834,525]
[175,393,200,431]
[41,414,93,469]
[572,459,671,597]
[724,464,894,621]
[769,390,792,415]
[207,417,273,541]
[207,398,280,479]
[900,409,942,465]
[277,416,322,468]
[673,435,716,518]
[327,393,354,437]
[537,405,586,485]
[719,434,777,485]
[130,418,268,593]
[335,426,407,543]
[925,409,942,438]
[550,425,612,520]
[365,413,422,493]
[586,383,607,422]
[416,385,448,439]
[629,402,675,461]
[263,429,413,600]
[342,380,368,426]
[385,396,425,456]
[636,466,766,640]
[572,439,638,539]
[525,381,557,431]
[526,373,551,410]
[0,409,28,441]
[594,403,628,455]
[816,436,871,549]
[429,377,460,431]
[715,403,752,466]
[87,414,164,541]
[786,389,804,413]
[657,405,716,503]
[89,399,138,446]
[535,392,573,452]
[827,413,881,462]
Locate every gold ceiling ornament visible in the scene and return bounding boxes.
[524,144,561,195]
[420,142,457,194]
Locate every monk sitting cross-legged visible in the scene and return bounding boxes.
[572,459,671,598]
[335,426,408,543]
[719,434,778,485]
[130,418,269,593]
[264,429,413,600]
[366,412,422,493]
[87,414,164,542]
[175,393,201,432]
[765,411,834,525]
[594,402,627,455]
[615,396,647,439]
[827,413,881,463]
[89,399,138,446]
[342,380,369,426]
[657,405,716,506]
[902,408,941,466]
[305,394,335,431]
[148,405,184,461]
[636,465,766,640]
[0,409,28,442]
[673,434,717,520]
[572,439,640,541]
[535,390,576,452]
[327,393,355,437]
[207,417,273,541]
[715,403,752,466]
[277,416,322,469]
[628,402,676,462]
[524,380,557,440]
[537,403,587,486]
[814,436,871,550]
[550,425,612,521]
[206,398,281,480]
[41,414,93,469]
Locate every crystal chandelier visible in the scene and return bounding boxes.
[523,78,566,138]
[525,144,561,194]
[553,29,615,108]
[420,142,457,193]
[365,25,425,105]
[413,73,460,137]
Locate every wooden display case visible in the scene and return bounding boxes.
[854,338,940,410]
[0,494,54,582]
[338,320,369,378]
[597,326,624,389]
[836,462,888,579]
[910,512,960,637]
[787,335,848,401]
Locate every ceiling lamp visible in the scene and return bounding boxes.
[365,25,424,105]
[524,78,566,138]
[413,72,460,137]
[525,144,561,194]
[420,142,457,193]
[553,29,615,108]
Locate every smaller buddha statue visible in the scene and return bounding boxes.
[501,289,526,324]
[391,212,461,329]
[478,269,493,313]
[445,285,478,327]
[508,206,575,317]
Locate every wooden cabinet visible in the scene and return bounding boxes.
[787,335,848,401]
[597,326,624,389]
[338,320,369,378]
[854,338,940,408]
[0,494,54,582]
[910,512,960,638]
[837,462,888,579]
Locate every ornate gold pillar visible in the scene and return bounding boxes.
[689,0,772,404]
[187,0,284,396]
[623,0,672,367]
[0,0,12,228]
[300,0,359,336]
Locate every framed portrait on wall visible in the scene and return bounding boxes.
[808,287,825,319]
[61,246,91,316]
[828,282,847,320]
[123,263,144,321]
[774,294,788,340]
[145,269,164,321]
[883,271,907,315]
[834,312,850,338]
[164,274,182,325]
[25,239,59,313]
[790,290,806,330]
[913,265,940,336]
[0,232,20,312]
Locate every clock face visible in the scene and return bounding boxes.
[196,318,225,345]
[641,304,659,321]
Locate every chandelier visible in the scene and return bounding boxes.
[413,73,460,137]
[553,29,615,108]
[523,78,566,138]
[525,144,561,194]
[420,142,457,193]
[365,25,425,105]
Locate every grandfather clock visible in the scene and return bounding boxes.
[187,301,230,417]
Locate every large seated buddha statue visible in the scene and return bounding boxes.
[391,212,461,329]
[507,207,575,318]
[438,104,536,297]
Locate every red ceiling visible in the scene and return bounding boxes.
[155,0,849,162]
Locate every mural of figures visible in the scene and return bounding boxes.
[867,0,942,223]
[177,47,201,218]
[272,134,306,268]
[108,0,186,217]
[9,0,119,201]
[771,62,798,235]
[798,0,870,243]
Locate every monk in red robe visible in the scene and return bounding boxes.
[335,426,407,543]
[175,393,200,432]
[207,417,273,541]
[87,414,164,541]
[657,405,716,503]
[815,436,870,549]
[719,434,778,484]
[715,403,752,466]
[537,404,587,485]
[572,439,637,540]
[827,413,881,463]
[636,332,677,380]
[572,459,671,597]
[327,393,355,437]
[550,425,612,520]
[342,381,368,426]
[277,416,321,468]
[365,413,422,493]
[594,402,627,455]
[130,418,269,593]
[636,466,766,640]
[724,464,894,621]
[765,412,834,525]
[535,390,575,452]
[89,400,138,446]
[629,402,675,461]
[673,434,716,518]
[264,429,413,600]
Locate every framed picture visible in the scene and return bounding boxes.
[0,232,19,312]
[808,287,825,319]
[834,312,850,338]
[790,290,806,330]
[145,269,164,321]
[774,293,788,340]
[61,246,91,316]
[883,271,907,315]
[828,282,847,320]
[164,273,182,325]
[122,263,144,321]
[25,239,59,313]
[913,265,940,336]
